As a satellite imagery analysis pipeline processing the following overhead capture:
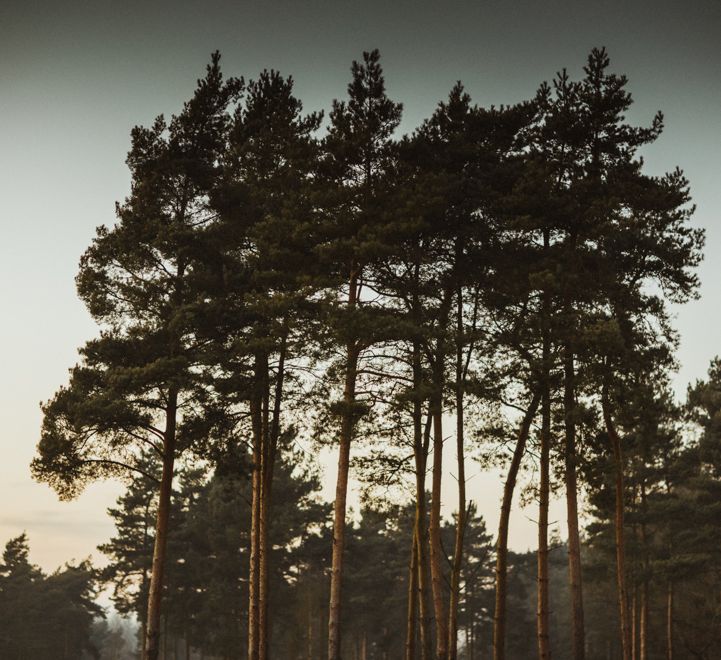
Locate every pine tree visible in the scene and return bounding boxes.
[319,49,402,660]
[32,53,242,660]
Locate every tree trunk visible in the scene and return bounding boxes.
[631,586,637,660]
[537,245,552,660]
[448,288,466,660]
[144,389,178,660]
[639,482,649,660]
[493,392,540,660]
[412,327,433,660]
[639,582,648,660]
[259,332,286,660]
[248,362,263,660]
[666,581,673,660]
[602,395,632,660]
[405,530,420,660]
[564,349,585,660]
[328,268,360,660]
[429,380,449,660]
[537,373,552,660]
[415,409,434,660]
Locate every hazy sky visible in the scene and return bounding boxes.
[1,0,719,572]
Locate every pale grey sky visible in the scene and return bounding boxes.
[1,0,718,571]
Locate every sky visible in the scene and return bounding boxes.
[1,0,719,572]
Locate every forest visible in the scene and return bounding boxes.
[2,46,716,659]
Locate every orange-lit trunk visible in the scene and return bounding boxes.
[602,395,632,660]
[144,389,178,660]
[493,392,540,660]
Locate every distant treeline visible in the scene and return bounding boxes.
[20,46,713,660]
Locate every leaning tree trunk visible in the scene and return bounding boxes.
[564,348,586,660]
[144,389,178,660]
[602,394,632,660]
[493,392,540,660]
[328,268,360,660]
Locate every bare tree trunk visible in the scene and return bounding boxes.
[639,482,649,660]
[259,333,287,660]
[602,395,632,660]
[406,530,420,660]
[493,392,540,660]
[412,333,433,660]
[564,349,585,660]
[430,380,449,660]
[537,247,552,660]
[666,581,673,660]
[537,374,552,660]
[448,288,467,660]
[144,389,178,660]
[328,268,360,660]
[248,364,263,660]
[639,583,648,660]
[631,586,637,660]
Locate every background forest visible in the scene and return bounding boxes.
[1,45,718,660]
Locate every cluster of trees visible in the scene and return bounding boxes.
[0,534,101,658]
[28,46,707,659]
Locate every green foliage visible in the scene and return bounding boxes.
[0,534,102,659]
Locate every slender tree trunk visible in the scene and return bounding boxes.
[328,268,360,660]
[248,362,263,660]
[448,288,467,660]
[537,235,552,660]
[415,410,434,660]
[406,529,420,660]
[564,349,585,660]
[666,581,673,660]
[259,332,287,660]
[631,586,637,660]
[412,312,433,660]
[429,377,449,660]
[639,481,649,660]
[493,392,540,660]
[537,374,552,660]
[144,389,178,660]
[448,284,466,660]
[602,395,632,660]
[639,582,648,660]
